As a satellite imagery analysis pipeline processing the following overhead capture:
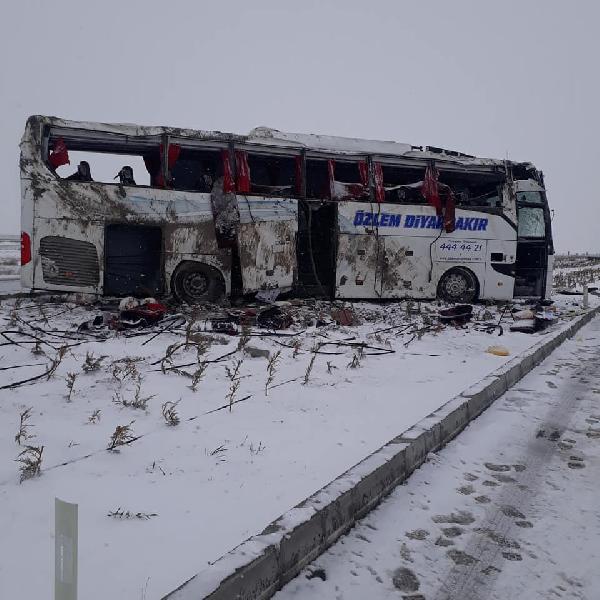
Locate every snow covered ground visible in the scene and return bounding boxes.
[276,314,600,600]
[0,236,19,283]
[0,294,593,600]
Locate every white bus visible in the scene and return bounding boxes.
[20,116,553,303]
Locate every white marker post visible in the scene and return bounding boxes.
[583,284,589,309]
[55,498,78,600]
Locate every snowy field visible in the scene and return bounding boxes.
[553,254,600,291]
[277,314,600,600]
[1,237,598,599]
[0,235,19,281]
[0,291,595,600]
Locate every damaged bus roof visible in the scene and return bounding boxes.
[25,115,532,171]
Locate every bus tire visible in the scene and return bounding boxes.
[171,261,225,304]
[437,267,479,303]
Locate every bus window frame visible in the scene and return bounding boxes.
[166,137,230,193]
[45,126,165,191]
[233,143,303,199]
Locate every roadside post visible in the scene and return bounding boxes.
[583,284,589,309]
[55,498,78,600]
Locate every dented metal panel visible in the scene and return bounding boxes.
[336,233,380,298]
[237,197,298,293]
[336,201,518,300]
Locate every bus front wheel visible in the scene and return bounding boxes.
[437,267,478,303]
[172,262,225,304]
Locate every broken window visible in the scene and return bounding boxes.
[380,164,426,204]
[54,151,152,186]
[306,159,369,201]
[438,171,504,209]
[47,130,162,187]
[306,159,330,199]
[518,207,546,238]
[516,191,544,204]
[246,152,297,196]
[329,160,369,201]
[170,148,222,192]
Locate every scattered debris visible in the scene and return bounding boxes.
[256,305,293,330]
[331,307,357,327]
[486,345,510,357]
[107,507,158,520]
[438,304,473,325]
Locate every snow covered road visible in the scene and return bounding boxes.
[277,316,600,600]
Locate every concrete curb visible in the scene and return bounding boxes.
[164,306,600,600]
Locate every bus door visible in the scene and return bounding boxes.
[514,186,552,297]
[236,197,298,294]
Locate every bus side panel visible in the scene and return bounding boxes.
[380,236,434,299]
[335,233,380,298]
[32,217,104,293]
[481,238,516,300]
[336,201,517,301]
[237,197,298,294]
[20,177,36,291]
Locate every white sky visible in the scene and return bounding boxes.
[1,0,598,252]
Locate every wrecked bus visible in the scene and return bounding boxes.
[20,116,554,303]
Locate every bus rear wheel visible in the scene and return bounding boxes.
[172,262,225,304]
[437,267,478,303]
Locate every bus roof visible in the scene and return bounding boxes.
[25,115,531,172]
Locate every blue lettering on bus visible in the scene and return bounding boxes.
[354,211,488,232]
[353,211,401,227]
[403,215,488,232]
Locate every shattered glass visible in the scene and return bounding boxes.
[518,207,545,238]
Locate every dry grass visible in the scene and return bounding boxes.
[107,421,135,451]
[113,383,154,411]
[88,409,101,424]
[107,507,158,520]
[65,372,77,402]
[161,400,181,426]
[303,343,321,385]
[16,445,44,482]
[14,407,34,445]
[225,359,243,411]
[265,350,281,396]
[82,351,106,373]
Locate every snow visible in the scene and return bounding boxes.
[0,293,595,600]
[276,314,600,600]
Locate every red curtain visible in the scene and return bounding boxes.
[373,162,385,203]
[327,159,335,199]
[167,144,180,169]
[422,164,442,215]
[222,150,235,193]
[358,161,369,187]
[155,143,181,187]
[48,138,70,169]
[235,150,251,193]
[443,189,456,233]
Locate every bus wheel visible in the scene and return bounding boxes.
[437,267,478,303]
[172,262,225,304]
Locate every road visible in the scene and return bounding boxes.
[276,316,600,600]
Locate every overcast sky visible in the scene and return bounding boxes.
[1,0,598,252]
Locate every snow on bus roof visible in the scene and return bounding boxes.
[30,115,514,169]
[247,127,509,168]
